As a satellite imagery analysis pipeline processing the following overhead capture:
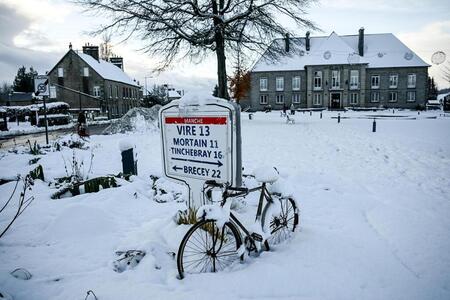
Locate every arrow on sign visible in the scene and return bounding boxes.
[172,157,223,167]
[172,165,183,172]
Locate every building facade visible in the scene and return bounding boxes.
[247,29,429,110]
[47,44,141,118]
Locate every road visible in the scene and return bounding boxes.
[0,124,109,150]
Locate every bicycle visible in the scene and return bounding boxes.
[176,174,299,279]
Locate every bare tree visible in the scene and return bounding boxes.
[75,0,318,99]
[1,81,12,94]
[100,31,114,61]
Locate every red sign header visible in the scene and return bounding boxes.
[165,116,227,125]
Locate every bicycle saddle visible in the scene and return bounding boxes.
[253,166,279,184]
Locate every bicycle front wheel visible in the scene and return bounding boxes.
[177,219,242,279]
[261,196,299,248]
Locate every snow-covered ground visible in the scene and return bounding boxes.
[0,109,449,300]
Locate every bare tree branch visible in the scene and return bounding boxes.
[74,0,319,99]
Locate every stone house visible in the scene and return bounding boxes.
[246,29,429,110]
[47,44,141,118]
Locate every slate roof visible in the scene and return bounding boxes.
[76,52,139,87]
[252,32,429,72]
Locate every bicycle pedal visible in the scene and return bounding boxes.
[251,232,263,242]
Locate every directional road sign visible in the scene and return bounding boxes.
[160,98,242,208]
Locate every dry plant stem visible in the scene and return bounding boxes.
[0,176,35,239]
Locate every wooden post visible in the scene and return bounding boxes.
[338,113,341,123]
[320,112,322,119]
[372,118,376,132]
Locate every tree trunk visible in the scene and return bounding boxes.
[215,31,229,100]
[212,0,229,100]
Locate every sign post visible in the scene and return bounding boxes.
[160,97,242,209]
[34,75,49,145]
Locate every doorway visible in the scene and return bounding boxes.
[330,93,341,109]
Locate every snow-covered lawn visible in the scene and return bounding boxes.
[0,110,449,299]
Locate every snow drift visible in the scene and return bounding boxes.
[102,106,161,135]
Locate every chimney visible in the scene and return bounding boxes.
[82,44,99,61]
[358,27,364,56]
[69,42,72,50]
[109,57,124,71]
[285,33,290,52]
[305,31,310,51]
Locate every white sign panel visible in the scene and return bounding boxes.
[160,98,242,208]
[163,113,231,183]
[34,75,49,96]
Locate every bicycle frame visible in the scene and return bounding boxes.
[218,182,275,243]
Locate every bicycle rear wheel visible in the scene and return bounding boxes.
[177,219,242,279]
[261,196,299,248]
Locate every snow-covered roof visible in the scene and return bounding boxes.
[76,52,139,87]
[437,92,450,101]
[167,90,181,98]
[252,32,430,72]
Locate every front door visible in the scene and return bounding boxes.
[330,93,341,109]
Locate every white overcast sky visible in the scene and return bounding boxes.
[0,0,449,91]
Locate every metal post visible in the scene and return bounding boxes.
[320,112,322,119]
[43,96,49,144]
[372,118,376,132]
[79,84,82,112]
[338,113,341,123]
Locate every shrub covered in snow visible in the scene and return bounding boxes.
[150,175,186,203]
[54,134,89,150]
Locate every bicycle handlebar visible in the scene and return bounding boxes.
[204,180,249,193]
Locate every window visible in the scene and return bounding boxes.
[292,76,301,91]
[83,67,89,77]
[350,70,359,89]
[116,86,119,98]
[57,67,64,77]
[260,78,268,91]
[314,71,322,90]
[389,74,398,88]
[408,74,416,88]
[313,93,322,105]
[260,94,268,104]
[276,94,284,104]
[276,77,284,91]
[93,86,101,97]
[49,86,56,99]
[292,94,301,104]
[109,85,113,98]
[331,70,340,89]
[389,92,398,102]
[371,75,380,89]
[407,91,416,102]
[371,92,380,103]
[349,93,359,105]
